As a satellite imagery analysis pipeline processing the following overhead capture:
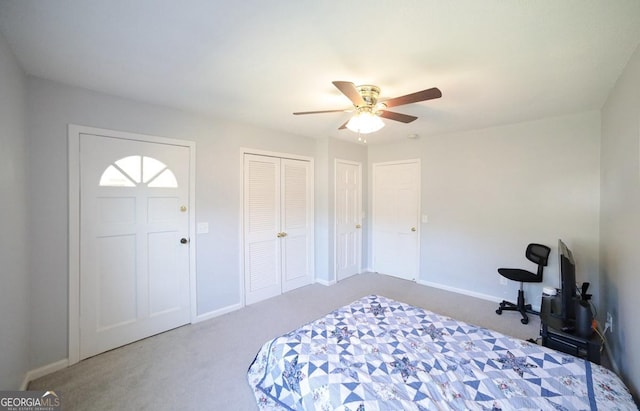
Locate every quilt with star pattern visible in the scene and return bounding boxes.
[248,295,636,410]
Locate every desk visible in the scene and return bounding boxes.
[540,295,601,364]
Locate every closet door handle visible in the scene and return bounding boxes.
[277,232,288,238]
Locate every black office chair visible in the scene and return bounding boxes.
[495,243,551,324]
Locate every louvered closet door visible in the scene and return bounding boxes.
[244,154,312,305]
[281,159,312,292]
[244,155,281,304]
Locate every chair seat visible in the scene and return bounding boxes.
[496,243,551,325]
[497,268,542,283]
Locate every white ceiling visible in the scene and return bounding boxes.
[1,1,639,144]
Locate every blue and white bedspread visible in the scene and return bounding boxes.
[248,295,637,410]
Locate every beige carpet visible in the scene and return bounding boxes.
[29,273,543,410]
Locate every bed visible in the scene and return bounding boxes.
[248,295,637,410]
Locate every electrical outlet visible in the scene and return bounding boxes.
[605,312,613,333]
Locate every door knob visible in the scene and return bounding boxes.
[411,227,416,232]
[277,232,288,238]
[355,224,361,229]
[180,237,189,244]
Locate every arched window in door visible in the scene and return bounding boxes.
[99,155,178,188]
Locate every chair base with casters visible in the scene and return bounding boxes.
[495,243,551,325]
[496,284,538,324]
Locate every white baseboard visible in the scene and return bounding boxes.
[418,279,502,303]
[315,278,336,286]
[417,279,542,312]
[20,358,69,390]
[193,302,243,324]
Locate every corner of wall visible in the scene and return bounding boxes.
[0,28,31,390]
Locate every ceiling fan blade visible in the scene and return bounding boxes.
[332,81,365,106]
[293,109,349,115]
[383,87,442,108]
[379,110,418,123]
[338,120,349,130]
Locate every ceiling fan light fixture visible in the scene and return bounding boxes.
[346,109,385,134]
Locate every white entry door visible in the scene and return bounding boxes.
[244,154,313,305]
[335,160,362,281]
[372,160,420,281]
[79,133,191,359]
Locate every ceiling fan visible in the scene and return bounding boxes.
[293,81,442,134]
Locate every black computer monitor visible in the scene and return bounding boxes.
[558,239,577,323]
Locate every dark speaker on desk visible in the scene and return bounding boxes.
[575,300,593,338]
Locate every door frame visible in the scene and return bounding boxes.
[334,159,362,282]
[371,159,421,280]
[239,148,315,306]
[68,124,197,365]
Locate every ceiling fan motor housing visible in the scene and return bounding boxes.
[356,85,380,106]
[355,85,387,115]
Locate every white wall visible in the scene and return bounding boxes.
[25,77,316,368]
[600,43,640,400]
[368,112,601,309]
[0,33,29,389]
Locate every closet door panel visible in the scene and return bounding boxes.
[281,159,312,292]
[244,154,281,304]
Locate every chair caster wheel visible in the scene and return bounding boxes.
[521,318,529,324]
[496,309,502,315]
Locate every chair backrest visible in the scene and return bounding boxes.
[526,243,551,277]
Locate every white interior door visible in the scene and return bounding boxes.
[244,154,282,304]
[372,160,420,281]
[79,133,191,359]
[335,160,362,281]
[280,159,313,292]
